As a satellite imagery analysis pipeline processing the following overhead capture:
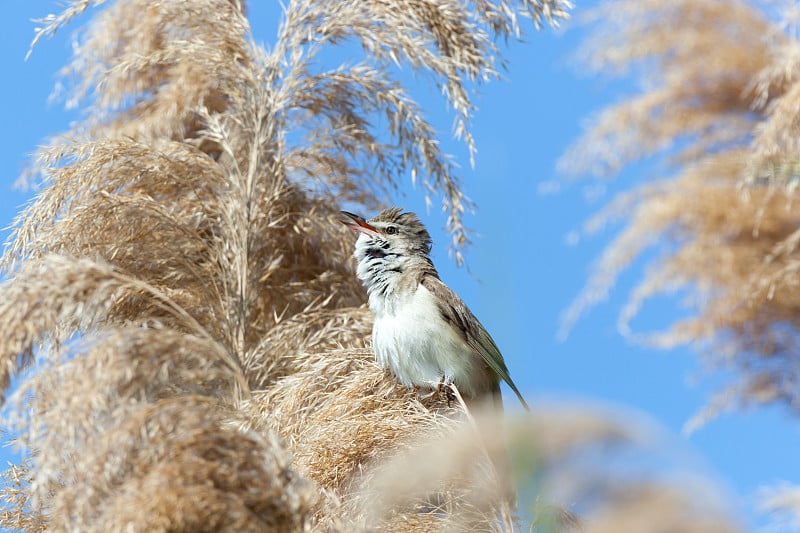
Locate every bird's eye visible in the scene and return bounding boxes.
[385,226,398,235]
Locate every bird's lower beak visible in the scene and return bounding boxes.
[340,210,380,237]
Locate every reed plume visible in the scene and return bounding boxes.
[560,1,800,525]
[562,0,800,427]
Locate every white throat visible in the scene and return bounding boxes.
[353,233,417,315]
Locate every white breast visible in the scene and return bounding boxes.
[370,283,488,396]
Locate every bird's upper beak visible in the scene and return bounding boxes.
[340,211,380,237]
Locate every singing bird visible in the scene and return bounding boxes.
[341,207,529,410]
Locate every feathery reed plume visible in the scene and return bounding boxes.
[0,0,580,530]
[758,483,800,532]
[342,404,740,532]
[561,0,800,424]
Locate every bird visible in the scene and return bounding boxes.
[340,207,529,410]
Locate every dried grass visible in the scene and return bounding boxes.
[582,484,740,533]
[561,0,800,424]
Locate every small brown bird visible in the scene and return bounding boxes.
[341,207,528,409]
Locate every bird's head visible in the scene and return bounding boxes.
[341,207,433,277]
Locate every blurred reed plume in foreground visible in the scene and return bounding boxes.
[0,0,742,531]
[561,0,800,525]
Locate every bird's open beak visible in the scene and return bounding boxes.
[340,211,380,237]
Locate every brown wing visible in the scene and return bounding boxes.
[421,274,529,410]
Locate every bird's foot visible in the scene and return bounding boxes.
[444,385,456,407]
[436,376,456,407]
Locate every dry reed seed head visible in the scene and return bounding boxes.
[4,138,367,380]
[338,405,741,533]
[9,327,238,434]
[0,257,127,399]
[253,349,450,489]
[353,417,513,531]
[41,396,316,531]
[0,459,46,532]
[26,0,571,265]
[242,306,372,388]
[561,0,800,422]
[581,484,740,533]
[4,139,228,273]
[562,0,772,178]
[1,329,250,518]
[250,348,530,530]
[507,410,742,533]
[51,0,252,141]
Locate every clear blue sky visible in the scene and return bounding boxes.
[2,1,799,529]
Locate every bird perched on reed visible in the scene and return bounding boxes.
[341,207,529,410]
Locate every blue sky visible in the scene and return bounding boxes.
[2,1,800,529]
